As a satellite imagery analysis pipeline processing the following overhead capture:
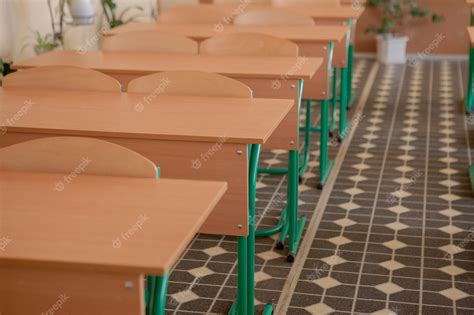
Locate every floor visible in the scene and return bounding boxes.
[165,59,474,315]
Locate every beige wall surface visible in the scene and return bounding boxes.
[354,0,470,55]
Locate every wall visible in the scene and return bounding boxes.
[0,0,156,62]
[354,0,471,55]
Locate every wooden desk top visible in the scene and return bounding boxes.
[193,2,364,20]
[13,50,321,81]
[105,23,347,43]
[0,88,293,145]
[468,27,474,45]
[0,171,227,275]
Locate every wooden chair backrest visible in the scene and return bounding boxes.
[158,5,227,24]
[3,66,122,92]
[0,137,157,178]
[128,70,252,98]
[102,31,199,54]
[233,9,316,26]
[200,32,298,57]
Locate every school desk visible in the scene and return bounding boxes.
[0,170,227,315]
[104,22,351,142]
[0,87,293,315]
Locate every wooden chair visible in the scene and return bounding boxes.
[3,66,122,92]
[157,4,227,24]
[233,9,315,26]
[128,70,253,98]
[102,31,199,54]
[200,32,298,57]
[0,137,157,178]
[272,0,341,6]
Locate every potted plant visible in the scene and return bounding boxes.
[366,0,443,64]
[68,0,95,25]
[101,0,144,28]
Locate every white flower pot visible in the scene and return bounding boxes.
[68,0,95,25]
[376,34,409,64]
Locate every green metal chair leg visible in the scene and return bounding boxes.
[338,67,350,141]
[466,47,474,114]
[319,99,334,189]
[148,273,169,315]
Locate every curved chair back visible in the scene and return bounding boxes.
[3,66,122,92]
[0,137,157,178]
[200,32,298,57]
[233,9,315,26]
[128,70,252,98]
[102,31,199,54]
[158,5,227,24]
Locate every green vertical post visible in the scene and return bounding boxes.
[339,67,349,140]
[347,44,354,109]
[235,236,247,315]
[466,47,474,114]
[330,67,338,135]
[287,150,298,262]
[247,143,261,315]
[470,165,474,191]
[319,99,330,189]
[150,273,169,315]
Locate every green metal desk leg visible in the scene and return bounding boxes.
[258,79,306,176]
[330,68,338,136]
[466,47,474,114]
[287,149,306,263]
[247,144,267,315]
[231,144,263,315]
[319,99,334,189]
[149,273,169,315]
[347,43,355,109]
[339,67,350,141]
[470,165,474,191]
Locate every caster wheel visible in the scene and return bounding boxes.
[346,106,350,111]
[337,136,343,143]
[317,183,324,190]
[299,176,303,183]
[287,253,295,263]
[329,131,334,138]
[275,241,284,250]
